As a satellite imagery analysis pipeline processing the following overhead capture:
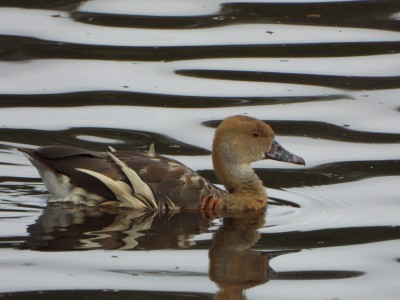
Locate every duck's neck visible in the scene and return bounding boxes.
[213,154,267,210]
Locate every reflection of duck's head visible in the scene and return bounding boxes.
[18,115,304,211]
[209,211,299,300]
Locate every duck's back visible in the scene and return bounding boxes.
[19,146,221,210]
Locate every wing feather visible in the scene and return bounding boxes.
[107,152,158,209]
[76,168,148,210]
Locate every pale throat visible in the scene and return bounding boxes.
[230,163,256,182]
[217,159,263,192]
[213,141,264,192]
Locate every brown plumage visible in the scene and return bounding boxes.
[19,115,305,211]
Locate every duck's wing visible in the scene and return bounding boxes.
[113,150,224,210]
[19,146,223,211]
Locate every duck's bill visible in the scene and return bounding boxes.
[265,140,305,166]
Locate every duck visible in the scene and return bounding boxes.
[19,115,305,212]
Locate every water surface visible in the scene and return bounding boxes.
[0,1,399,299]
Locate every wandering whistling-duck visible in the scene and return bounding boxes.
[19,115,305,211]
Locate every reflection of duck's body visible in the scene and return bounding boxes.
[19,115,304,211]
[23,203,211,251]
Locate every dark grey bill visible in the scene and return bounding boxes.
[265,140,305,166]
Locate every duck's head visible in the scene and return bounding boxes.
[213,115,305,166]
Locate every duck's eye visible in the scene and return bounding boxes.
[252,131,261,138]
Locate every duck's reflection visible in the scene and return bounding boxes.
[209,211,296,300]
[24,203,211,250]
[23,204,298,298]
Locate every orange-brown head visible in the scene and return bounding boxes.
[212,115,305,167]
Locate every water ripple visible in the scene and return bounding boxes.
[2,35,400,61]
[177,69,400,90]
[0,0,399,297]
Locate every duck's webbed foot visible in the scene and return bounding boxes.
[200,195,222,219]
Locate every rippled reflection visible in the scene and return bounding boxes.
[22,203,211,250]
[209,211,296,300]
[21,204,296,299]
[17,204,372,299]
